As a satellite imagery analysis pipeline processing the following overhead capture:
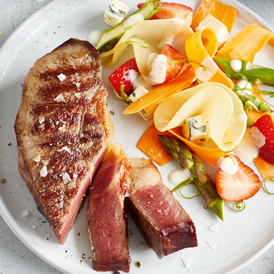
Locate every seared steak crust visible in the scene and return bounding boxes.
[14,38,114,244]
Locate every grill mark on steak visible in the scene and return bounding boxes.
[30,106,82,137]
[39,65,97,81]
[39,78,101,105]
[14,38,114,244]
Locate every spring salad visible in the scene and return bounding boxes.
[91,0,274,220]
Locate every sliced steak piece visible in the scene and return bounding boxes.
[14,38,114,244]
[127,158,198,258]
[87,143,131,273]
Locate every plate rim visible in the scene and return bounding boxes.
[1,0,274,274]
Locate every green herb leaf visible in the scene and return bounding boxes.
[125,40,149,50]
[223,142,238,154]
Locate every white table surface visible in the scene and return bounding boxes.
[1,0,274,273]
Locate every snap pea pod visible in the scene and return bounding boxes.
[232,85,273,113]
[214,56,274,86]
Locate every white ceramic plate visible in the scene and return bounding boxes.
[1,0,274,273]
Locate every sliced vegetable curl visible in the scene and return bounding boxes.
[114,84,128,103]
[223,142,238,154]
[263,176,274,195]
[232,201,246,212]
[124,40,149,50]
[171,177,201,199]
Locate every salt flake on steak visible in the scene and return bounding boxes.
[62,173,71,184]
[57,73,66,81]
[54,94,66,102]
[58,146,71,154]
[40,165,48,177]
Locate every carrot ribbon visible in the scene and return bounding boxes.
[217,24,274,62]
[191,0,236,34]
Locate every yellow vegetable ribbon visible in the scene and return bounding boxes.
[100,18,193,74]
[185,28,234,88]
[153,82,247,154]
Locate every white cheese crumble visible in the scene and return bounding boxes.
[208,224,219,232]
[40,165,48,177]
[207,241,217,251]
[88,30,103,46]
[57,73,66,81]
[75,92,81,98]
[229,60,242,72]
[219,157,238,174]
[168,168,192,185]
[182,114,210,143]
[196,15,229,46]
[63,173,71,184]
[149,54,167,85]
[33,154,41,163]
[104,0,129,27]
[249,126,266,148]
[123,14,144,29]
[58,146,71,154]
[54,94,66,102]
[22,210,29,217]
[39,116,45,124]
[127,85,149,105]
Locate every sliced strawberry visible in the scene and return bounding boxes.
[216,155,261,202]
[137,2,193,24]
[108,58,139,96]
[251,114,274,164]
[160,44,184,82]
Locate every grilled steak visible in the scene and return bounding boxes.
[127,158,198,258]
[87,143,131,272]
[14,38,114,244]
